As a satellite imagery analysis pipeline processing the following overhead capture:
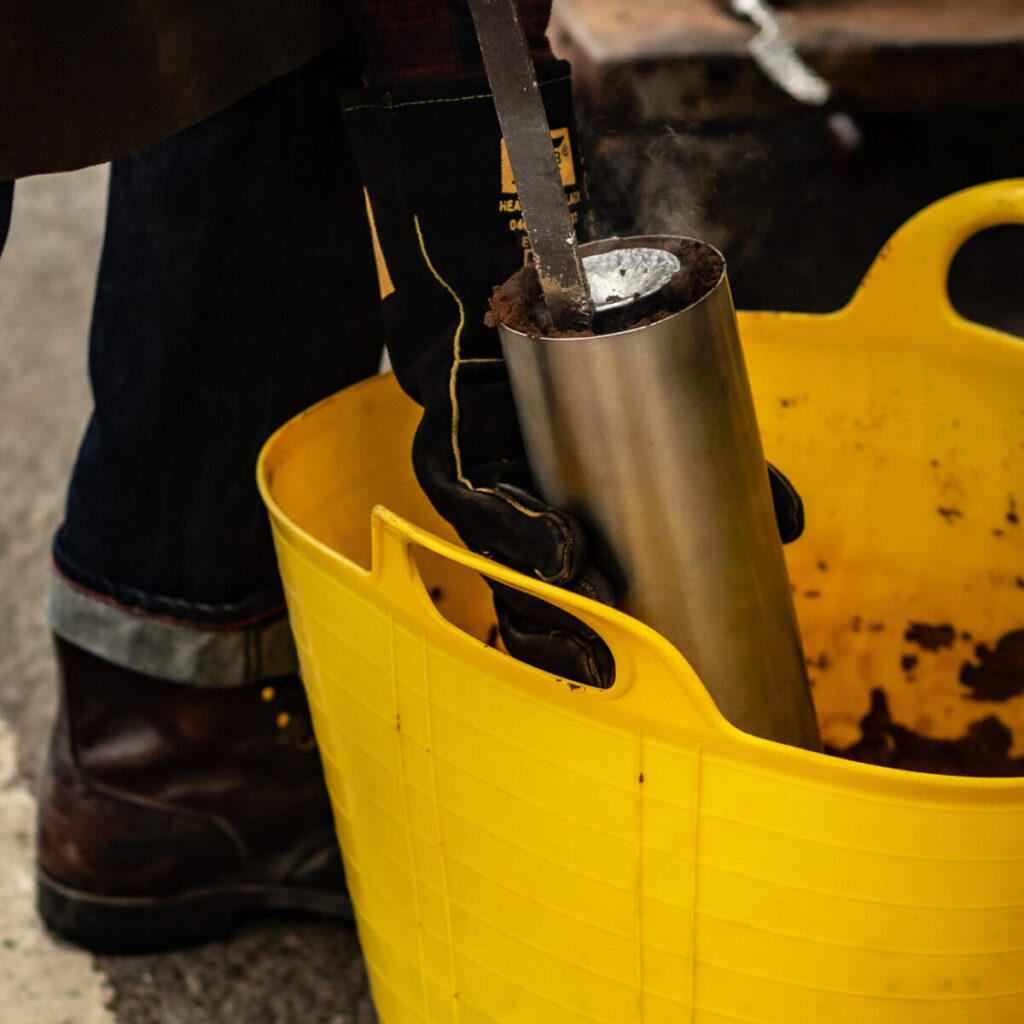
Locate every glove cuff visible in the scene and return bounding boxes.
[342,59,588,378]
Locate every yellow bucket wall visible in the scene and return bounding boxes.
[258,181,1024,1022]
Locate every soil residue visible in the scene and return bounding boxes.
[959,628,1024,702]
[904,622,956,651]
[829,688,1024,777]
[485,237,725,339]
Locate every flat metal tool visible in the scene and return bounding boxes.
[729,0,830,106]
[467,0,595,331]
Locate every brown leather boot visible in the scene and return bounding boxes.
[36,636,352,953]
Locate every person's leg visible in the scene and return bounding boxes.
[53,41,382,661]
[37,40,385,952]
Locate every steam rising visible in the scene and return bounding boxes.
[583,121,779,273]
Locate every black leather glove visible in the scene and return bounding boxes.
[767,461,803,544]
[0,181,13,255]
[344,64,619,686]
[343,66,803,689]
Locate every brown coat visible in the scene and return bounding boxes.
[0,3,352,180]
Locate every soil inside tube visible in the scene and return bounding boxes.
[485,237,725,338]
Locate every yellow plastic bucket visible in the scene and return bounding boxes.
[258,181,1024,1022]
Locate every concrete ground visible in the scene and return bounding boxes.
[0,169,375,1023]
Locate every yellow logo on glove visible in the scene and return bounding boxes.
[500,128,576,193]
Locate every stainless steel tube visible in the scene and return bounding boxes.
[498,236,821,750]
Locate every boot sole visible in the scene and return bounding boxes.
[37,868,355,954]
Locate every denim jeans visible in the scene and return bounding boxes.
[2,46,385,685]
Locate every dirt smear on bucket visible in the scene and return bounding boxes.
[831,624,1024,777]
[829,687,1024,777]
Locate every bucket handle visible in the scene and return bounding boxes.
[370,506,728,735]
[842,178,1024,333]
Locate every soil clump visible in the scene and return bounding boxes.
[904,621,956,651]
[959,628,1024,702]
[829,687,1024,777]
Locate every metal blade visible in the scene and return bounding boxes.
[729,0,830,106]
[468,0,594,331]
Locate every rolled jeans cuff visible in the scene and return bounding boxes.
[47,566,298,687]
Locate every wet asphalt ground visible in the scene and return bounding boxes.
[0,168,376,1024]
